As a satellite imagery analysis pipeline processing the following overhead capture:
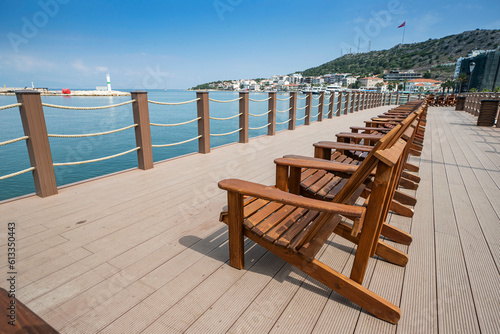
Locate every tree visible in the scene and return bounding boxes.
[456,73,467,92]
[495,86,500,92]
[480,88,490,92]
[470,88,478,92]
[423,71,432,79]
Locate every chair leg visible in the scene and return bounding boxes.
[393,190,417,206]
[228,192,245,269]
[381,223,412,245]
[390,199,415,218]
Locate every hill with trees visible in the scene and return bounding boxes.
[300,29,500,81]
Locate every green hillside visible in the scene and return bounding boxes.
[300,29,500,80]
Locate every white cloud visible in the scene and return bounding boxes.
[72,59,108,74]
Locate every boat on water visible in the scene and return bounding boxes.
[302,86,325,94]
[326,84,343,93]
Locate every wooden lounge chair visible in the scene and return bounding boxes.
[276,109,421,247]
[219,122,410,324]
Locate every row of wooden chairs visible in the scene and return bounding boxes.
[427,94,456,107]
[218,100,427,324]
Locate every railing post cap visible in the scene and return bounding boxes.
[239,91,249,94]
[15,89,40,95]
[130,90,147,94]
[196,91,209,94]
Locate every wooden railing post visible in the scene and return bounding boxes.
[131,91,153,170]
[388,93,393,105]
[239,92,249,143]
[407,93,411,103]
[289,92,297,130]
[196,91,210,153]
[349,92,355,113]
[355,92,360,112]
[305,92,312,125]
[15,90,58,197]
[268,92,277,135]
[418,92,422,100]
[396,92,400,105]
[344,92,350,115]
[336,92,343,116]
[364,92,368,109]
[327,92,334,118]
[318,92,324,122]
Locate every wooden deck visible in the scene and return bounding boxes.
[1,106,499,333]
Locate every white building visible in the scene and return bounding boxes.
[407,78,442,92]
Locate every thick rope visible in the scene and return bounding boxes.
[325,109,333,116]
[276,96,291,101]
[148,98,199,105]
[48,124,137,138]
[324,102,332,106]
[152,135,202,147]
[210,128,242,137]
[53,147,140,166]
[249,123,270,130]
[249,97,271,102]
[311,104,320,108]
[42,100,135,110]
[276,107,292,113]
[210,113,242,120]
[0,136,28,147]
[150,117,201,127]
[296,115,307,121]
[0,103,22,111]
[312,96,320,100]
[297,96,307,100]
[209,97,242,103]
[310,113,320,118]
[296,105,308,110]
[276,118,291,125]
[249,110,271,117]
[0,167,34,181]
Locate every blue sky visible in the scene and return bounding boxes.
[1,0,499,89]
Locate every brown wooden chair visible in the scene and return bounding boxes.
[219,121,411,324]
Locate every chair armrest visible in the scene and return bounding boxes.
[314,141,374,152]
[275,156,359,174]
[336,132,383,140]
[218,179,365,219]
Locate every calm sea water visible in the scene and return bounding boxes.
[0,89,335,201]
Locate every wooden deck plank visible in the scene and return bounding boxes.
[1,106,499,333]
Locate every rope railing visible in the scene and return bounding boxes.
[249,110,271,117]
[209,113,242,120]
[296,115,307,121]
[311,104,320,108]
[210,128,242,137]
[148,98,200,105]
[276,107,292,113]
[249,97,271,102]
[324,102,332,106]
[276,96,291,101]
[249,123,270,130]
[0,136,28,147]
[48,124,137,138]
[42,100,135,110]
[150,117,201,127]
[0,167,35,181]
[0,103,22,111]
[53,147,140,166]
[296,105,308,110]
[312,96,320,100]
[208,97,242,103]
[152,135,202,148]
[325,110,333,116]
[276,118,291,125]
[297,96,307,100]
[310,112,320,118]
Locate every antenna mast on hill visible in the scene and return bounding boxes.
[357,38,360,53]
[368,41,371,52]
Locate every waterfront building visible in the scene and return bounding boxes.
[384,70,422,81]
[407,78,442,92]
[342,76,357,87]
[358,76,384,88]
[455,50,500,92]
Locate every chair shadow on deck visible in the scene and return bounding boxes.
[178,227,361,313]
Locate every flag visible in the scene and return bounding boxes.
[398,22,405,28]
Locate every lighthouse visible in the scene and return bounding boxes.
[106,73,111,91]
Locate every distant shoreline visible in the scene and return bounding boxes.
[0,89,130,96]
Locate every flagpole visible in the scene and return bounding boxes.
[402,24,405,44]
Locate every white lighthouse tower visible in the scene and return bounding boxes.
[106,73,111,91]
